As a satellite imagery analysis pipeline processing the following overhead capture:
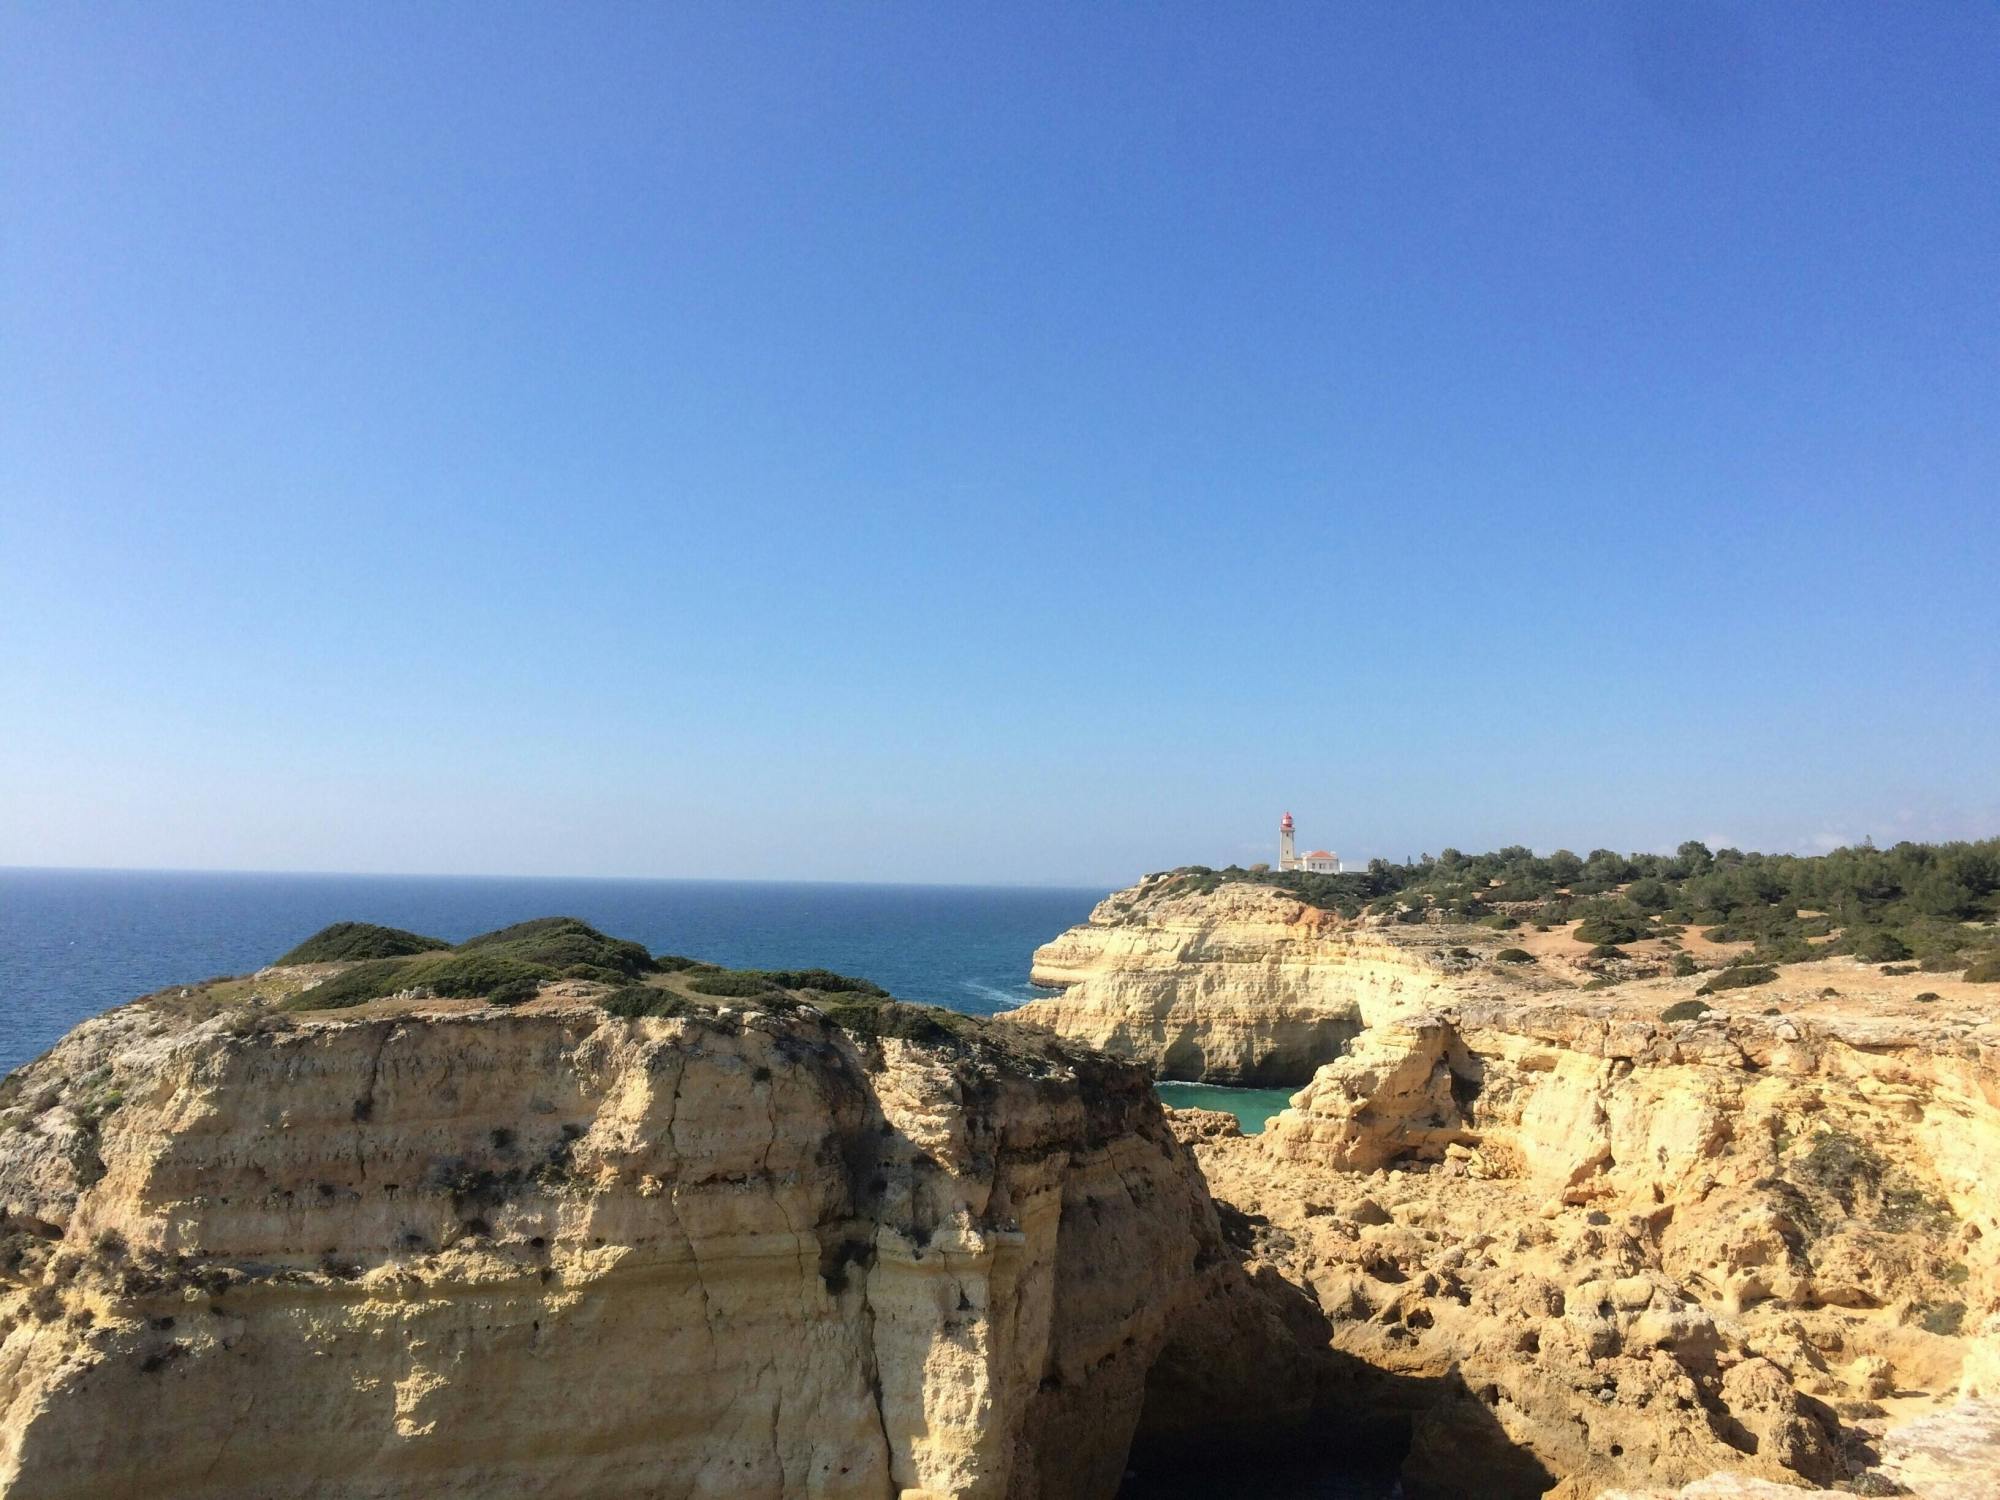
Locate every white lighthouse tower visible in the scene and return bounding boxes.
[1279,811,1298,872]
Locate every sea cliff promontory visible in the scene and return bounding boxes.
[1022,875,1536,1084]
[1011,869,2000,1496]
[0,920,1307,1500]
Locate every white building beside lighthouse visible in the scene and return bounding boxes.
[1278,812,1340,873]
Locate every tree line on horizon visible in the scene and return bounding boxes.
[1160,837,2000,977]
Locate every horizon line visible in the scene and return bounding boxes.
[0,862,1117,893]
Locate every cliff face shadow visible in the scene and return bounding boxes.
[1121,1208,1558,1500]
[1122,1355,1557,1500]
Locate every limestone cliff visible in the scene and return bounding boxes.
[1040,878,2000,1495]
[0,977,1283,1500]
[1017,876,1541,1084]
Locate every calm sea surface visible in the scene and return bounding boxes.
[0,868,1102,1076]
[1154,1081,1297,1134]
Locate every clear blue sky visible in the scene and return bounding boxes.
[3,4,1995,887]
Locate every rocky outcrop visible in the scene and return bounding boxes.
[0,983,1292,1500]
[1014,877,1540,1084]
[1596,1396,2000,1496]
[1020,877,2000,1496]
[1192,987,2000,1495]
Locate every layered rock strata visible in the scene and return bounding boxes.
[1101,900,2000,1494]
[1020,877,2000,1494]
[1018,878,1536,1084]
[0,985,1290,1500]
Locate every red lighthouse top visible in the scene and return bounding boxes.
[1280,812,1294,830]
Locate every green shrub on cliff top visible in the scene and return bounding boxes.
[1574,916,1649,946]
[456,917,657,982]
[758,968,888,996]
[1493,948,1535,963]
[1697,964,1779,996]
[599,985,699,1020]
[687,971,786,998]
[277,922,450,965]
[1660,999,1709,1023]
[1844,928,1912,964]
[276,915,657,1010]
[652,953,720,973]
[814,995,980,1047]
[286,953,552,1011]
[685,967,888,1000]
[274,912,901,1021]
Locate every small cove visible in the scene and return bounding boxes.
[1152,1081,1297,1134]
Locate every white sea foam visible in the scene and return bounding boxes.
[958,979,1037,1010]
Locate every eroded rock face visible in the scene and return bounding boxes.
[1019,878,2000,1497]
[0,992,1268,1500]
[1014,879,1529,1084]
[1192,993,2000,1496]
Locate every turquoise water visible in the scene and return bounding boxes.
[1153,1081,1297,1133]
[0,869,1101,1076]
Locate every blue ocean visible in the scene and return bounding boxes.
[0,868,1102,1077]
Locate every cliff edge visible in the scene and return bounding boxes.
[1016,876,2000,1496]
[0,930,1300,1500]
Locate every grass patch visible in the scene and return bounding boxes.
[285,953,550,1011]
[684,967,889,1000]
[686,972,787,998]
[1660,999,1709,1023]
[814,995,975,1046]
[652,954,720,973]
[750,968,886,996]
[598,986,701,1020]
[1494,948,1535,964]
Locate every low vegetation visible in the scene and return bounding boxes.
[287,953,551,1010]
[1697,964,1779,996]
[1660,999,1709,1023]
[282,916,657,1011]
[456,917,656,982]
[1155,837,2000,979]
[1773,1129,1956,1245]
[598,986,697,1020]
[270,920,990,1060]
[276,922,450,965]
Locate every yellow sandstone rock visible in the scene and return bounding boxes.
[1033,878,2000,1497]
[0,990,1294,1500]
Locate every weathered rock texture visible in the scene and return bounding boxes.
[0,987,1289,1500]
[1019,877,1535,1084]
[1030,878,2000,1497]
